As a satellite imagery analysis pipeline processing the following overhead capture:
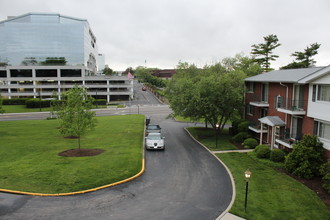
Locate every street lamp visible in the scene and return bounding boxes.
[215,124,219,148]
[244,169,251,211]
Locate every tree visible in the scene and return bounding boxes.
[251,34,281,72]
[166,59,246,133]
[103,66,114,75]
[57,86,96,149]
[281,43,321,69]
[285,135,324,179]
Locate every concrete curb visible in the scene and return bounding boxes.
[184,128,236,220]
[0,116,147,197]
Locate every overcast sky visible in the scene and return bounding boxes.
[0,0,329,71]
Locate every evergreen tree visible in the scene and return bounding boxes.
[251,34,281,72]
[281,43,321,69]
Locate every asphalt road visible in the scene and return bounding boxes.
[0,81,233,219]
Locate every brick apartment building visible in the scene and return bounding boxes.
[245,66,330,158]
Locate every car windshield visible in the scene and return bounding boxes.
[147,134,161,140]
[147,125,160,130]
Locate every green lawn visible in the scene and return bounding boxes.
[218,153,330,220]
[186,127,237,151]
[0,114,144,194]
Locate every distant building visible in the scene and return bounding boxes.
[0,13,133,102]
[97,54,106,74]
[151,69,176,79]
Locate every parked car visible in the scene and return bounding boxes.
[145,133,165,150]
[142,87,147,91]
[146,124,161,134]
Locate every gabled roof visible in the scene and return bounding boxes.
[245,66,326,83]
[259,116,285,127]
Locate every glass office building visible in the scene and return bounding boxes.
[0,13,98,73]
[0,13,134,102]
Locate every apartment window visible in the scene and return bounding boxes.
[261,83,268,102]
[312,85,317,102]
[247,104,254,115]
[246,82,254,93]
[315,121,330,141]
[275,95,283,108]
[317,85,330,102]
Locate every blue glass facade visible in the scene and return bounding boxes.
[0,13,98,72]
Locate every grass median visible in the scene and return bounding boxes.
[0,114,144,194]
[218,153,330,219]
[186,127,237,151]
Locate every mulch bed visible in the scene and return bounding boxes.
[58,149,105,157]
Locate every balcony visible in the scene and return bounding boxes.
[275,97,306,115]
[248,94,269,107]
[275,132,300,149]
[248,120,268,133]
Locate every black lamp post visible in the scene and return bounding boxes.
[216,124,219,148]
[244,169,251,211]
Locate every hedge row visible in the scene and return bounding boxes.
[2,98,30,105]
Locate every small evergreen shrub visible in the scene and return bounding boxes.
[320,160,330,193]
[254,145,270,159]
[270,149,286,162]
[237,120,250,133]
[232,132,250,143]
[243,138,258,149]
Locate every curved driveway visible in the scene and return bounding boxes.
[1,117,233,220]
[0,81,233,219]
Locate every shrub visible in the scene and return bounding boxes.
[231,119,245,135]
[270,149,286,162]
[237,120,250,133]
[243,138,258,149]
[285,135,324,179]
[320,160,330,193]
[2,98,30,105]
[255,145,270,159]
[26,99,51,108]
[232,132,250,143]
[93,99,107,105]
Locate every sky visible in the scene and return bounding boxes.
[0,0,329,71]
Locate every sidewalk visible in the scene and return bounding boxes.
[220,213,246,220]
[212,149,253,154]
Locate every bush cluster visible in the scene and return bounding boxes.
[254,145,271,159]
[243,138,258,149]
[285,135,324,179]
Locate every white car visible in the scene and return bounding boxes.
[145,133,165,150]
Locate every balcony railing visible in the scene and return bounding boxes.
[247,94,269,107]
[248,120,268,133]
[275,97,306,115]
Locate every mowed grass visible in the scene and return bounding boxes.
[186,127,237,151]
[0,115,144,194]
[218,153,330,220]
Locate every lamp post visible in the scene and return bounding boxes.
[244,169,251,211]
[215,124,219,148]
